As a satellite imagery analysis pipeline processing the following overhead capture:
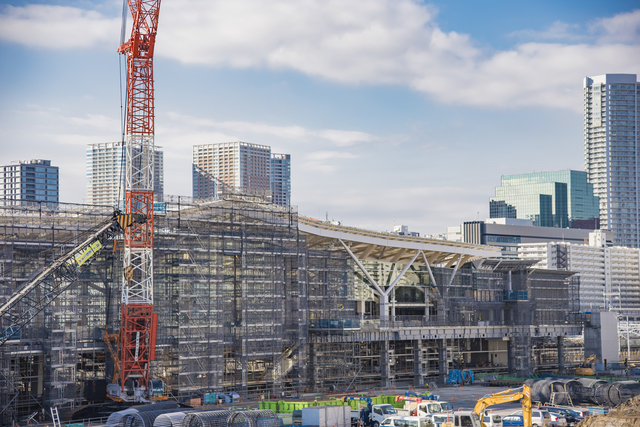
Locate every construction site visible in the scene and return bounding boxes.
[0,1,614,426]
[0,196,588,424]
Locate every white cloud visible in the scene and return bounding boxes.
[590,9,640,44]
[1,2,639,111]
[306,151,358,161]
[0,4,118,49]
[509,21,585,42]
[68,114,121,131]
[164,112,376,146]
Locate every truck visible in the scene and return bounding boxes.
[343,397,399,427]
[406,391,439,401]
[415,401,454,417]
[440,411,483,427]
[395,396,423,416]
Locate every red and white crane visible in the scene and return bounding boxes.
[107,0,162,401]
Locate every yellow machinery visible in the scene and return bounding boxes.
[575,354,596,375]
[473,384,532,427]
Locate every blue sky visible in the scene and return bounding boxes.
[0,0,639,236]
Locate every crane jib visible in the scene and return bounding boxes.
[72,240,103,267]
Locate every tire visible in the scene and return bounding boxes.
[373,422,379,427]
[532,424,538,427]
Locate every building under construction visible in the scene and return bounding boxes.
[0,196,584,424]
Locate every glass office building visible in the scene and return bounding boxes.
[0,159,59,204]
[584,74,639,247]
[271,153,291,206]
[490,170,599,228]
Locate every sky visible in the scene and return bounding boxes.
[0,0,639,237]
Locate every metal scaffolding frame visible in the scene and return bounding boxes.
[0,197,585,423]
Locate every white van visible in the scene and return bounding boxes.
[480,413,502,427]
[380,415,434,427]
[510,410,552,427]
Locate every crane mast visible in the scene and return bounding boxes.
[117,0,161,399]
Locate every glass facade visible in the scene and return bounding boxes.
[584,74,639,247]
[271,153,291,206]
[0,159,59,204]
[490,170,599,228]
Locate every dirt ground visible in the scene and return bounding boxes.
[577,394,640,427]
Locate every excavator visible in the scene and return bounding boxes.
[473,384,532,427]
[575,354,596,376]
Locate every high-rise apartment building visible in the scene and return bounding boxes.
[86,142,163,206]
[0,159,59,204]
[270,153,291,206]
[193,142,279,201]
[518,230,640,313]
[489,170,599,228]
[584,74,639,247]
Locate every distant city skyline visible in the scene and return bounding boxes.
[1,1,638,235]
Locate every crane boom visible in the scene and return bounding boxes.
[0,213,140,346]
[113,0,161,400]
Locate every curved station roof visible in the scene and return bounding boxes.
[299,216,500,267]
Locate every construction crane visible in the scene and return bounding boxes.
[0,212,142,345]
[473,385,532,427]
[104,0,162,403]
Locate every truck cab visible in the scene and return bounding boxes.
[370,404,398,427]
[417,401,454,416]
[450,411,483,427]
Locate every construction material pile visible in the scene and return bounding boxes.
[577,393,640,427]
[525,378,640,407]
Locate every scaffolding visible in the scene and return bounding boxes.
[0,197,584,424]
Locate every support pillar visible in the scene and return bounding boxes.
[309,343,318,392]
[380,294,389,326]
[557,336,565,375]
[380,340,393,389]
[438,339,448,385]
[413,340,424,387]
[507,338,514,375]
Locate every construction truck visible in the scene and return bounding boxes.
[406,391,439,401]
[473,385,532,427]
[395,396,422,416]
[416,400,454,417]
[575,354,596,376]
[343,397,398,427]
[440,411,483,427]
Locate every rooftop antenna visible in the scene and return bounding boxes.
[473,211,479,221]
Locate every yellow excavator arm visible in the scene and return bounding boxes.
[473,384,532,427]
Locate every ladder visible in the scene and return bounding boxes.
[51,407,61,427]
